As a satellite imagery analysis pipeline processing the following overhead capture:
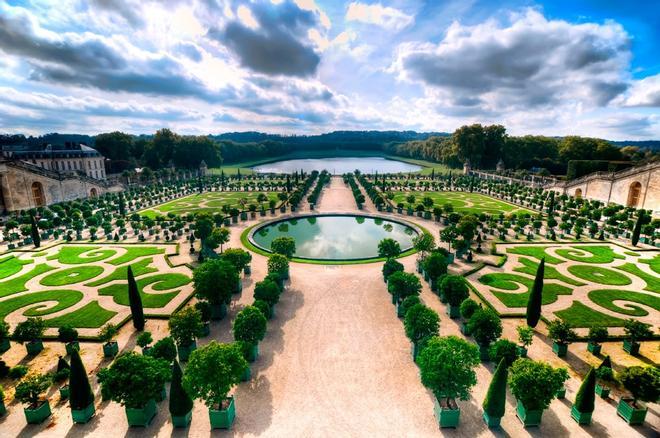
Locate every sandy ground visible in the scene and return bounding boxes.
[0,176,657,437]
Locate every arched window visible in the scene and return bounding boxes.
[31,182,45,207]
[90,188,98,198]
[575,188,582,199]
[627,182,642,207]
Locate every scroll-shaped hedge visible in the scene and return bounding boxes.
[0,289,83,320]
[555,245,624,264]
[48,246,117,264]
[40,266,104,286]
[479,273,572,307]
[588,289,660,317]
[99,273,191,308]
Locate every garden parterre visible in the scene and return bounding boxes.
[0,243,193,337]
[468,243,660,332]
[389,191,534,216]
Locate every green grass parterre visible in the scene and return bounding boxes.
[390,191,534,216]
[139,191,281,219]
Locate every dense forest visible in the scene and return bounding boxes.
[1,127,657,177]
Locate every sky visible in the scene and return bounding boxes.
[0,0,659,140]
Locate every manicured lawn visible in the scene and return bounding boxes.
[615,263,660,293]
[554,301,628,328]
[0,264,55,298]
[139,191,281,219]
[0,255,31,279]
[40,266,104,286]
[390,191,534,216]
[478,272,573,307]
[86,258,158,287]
[588,289,660,317]
[640,254,660,275]
[98,273,190,308]
[48,246,117,264]
[107,246,165,265]
[45,301,117,328]
[555,245,625,264]
[514,257,584,286]
[567,265,632,286]
[0,290,83,320]
[506,246,564,264]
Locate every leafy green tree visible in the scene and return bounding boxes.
[423,251,448,280]
[149,337,177,362]
[193,259,238,305]
[169,307,203,348]
[194,213,214,246]
[483,358,508,419]
[440,275,469,306]
[13,317,46,343]
[221,248,252,273]
[127,265,145,331]
[253,279,281,307]
[170,360,193,418]
[548,320,577,346]
[378,238,401,259]
[526,258,544,327]
[208,227,230,253]
[382,258,404,282]
[15,373,52,408]
[468,309,502,347]
[508,358,568,411]
[69,349,94,411]
[488,339,520,367]
[404,304,439,345]
[233,306,267,346]
[623,319,653,343]
[412,233,435,260]
[387,271,422,302]
[267,254,289,279]
[618,366,660,405]
[271,237,296,258]
[573,367,596,414]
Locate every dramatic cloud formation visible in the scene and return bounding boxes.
[0,0,657,139]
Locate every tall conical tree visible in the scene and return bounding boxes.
[169,360,193,419]
[483,358,508,422]
[598,355,612,370]
[69,348,94,412]
[631,212,644,246]
[526,258,544,327]
[30,214,41,248]
[573,367,596,414]
[127,265,145,330]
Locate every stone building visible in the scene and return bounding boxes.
[0,143,122,214]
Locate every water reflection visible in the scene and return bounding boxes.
[252,215,417,260]
[252,157,422,174]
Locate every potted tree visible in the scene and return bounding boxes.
[413,233,435,273]
[13,317,46,355]
[382,258,404,283]
[508,358,568,427]
[232,306,267,362]
[404,304,439,360]
[488,339,520,368]
[422,252,448,292]
[417,336,480,428]
[193,259,238,320]
[0,385,5,416]
[99,324,119,358]
[195,301,212,337]
[516,325,533,358]
[149,337,177,363]
[468,309,502,361]
[587,326,607,355]
[0,321,10,354]
[16,373,52,424]
[622,319,653,356]
[399,296,421,320]
[222,248,252,276]
[386,271,421,315]
[616,366,660,425]
[571,367,596,425]
[441,275,469,318]
[169,360,194,428]
[136,331,153,354]
[69,349,95,423]
[267,254,290,281]
[459,299,480,335]
[58,325,80,355]
[253,299,273,320]
[98,352,171,427]
[54,356,70,399]
[254,279,282,315]
[482,358,507,427]
[183,341,248,429]
[169,307,203,362]
[547,319,577,357]
[595,356,614,398]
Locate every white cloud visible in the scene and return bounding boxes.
[619,74,660,107]
[346,2,413,31]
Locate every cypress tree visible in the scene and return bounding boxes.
[598,355,612,370]
[30,214,40,248]
[574,367,596,413]
[483,358,508,419]
[526,258,544,327]
[169,360,193,417]
[69,348,94,410]
[631,212,644,246]
[127,265,145,330]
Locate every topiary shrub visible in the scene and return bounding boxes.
[400,295,421,317]
[488,339,520,367]
[387,271,422,303]
[483,358,508,419]
[69,349,94,411]
[509,358,568,411]
[169,360,193,418]
[233,306,267,346]
[441,275,469,306]
[459,298,480,320]
[169,307,203,348]
[150,337,177,362]
[382,258,404,282]
[573,367,596,413]
[254,279,281,307]
[404,304,439,346]
[618,366,660,406]
[468,309,502,347]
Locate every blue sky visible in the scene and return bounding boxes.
[0,0,658,139]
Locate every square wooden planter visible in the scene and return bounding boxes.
[446,305,460,319]
[570,406,592,425]
[171,410,192,428]
[103,341,119,358]
[26,340,44,356]
[617,398,647,425]
[433,398,460,428]
[60,385,70,399]
[0,338,9,353]
[209,397,236,429]
[595,383,610,398]
[623,339,640,356]
[482,411,501,428]
[479,344,490,362]
[587,342,601,355]
[177,341,197,362]
[125,399,157,427]
[210,303,227,320]
[460,322,471,336]
[24,401,52,424]
[515,400,543,427]
[552,342,568,357]
[71,402,95,424]
[244,344,259,363]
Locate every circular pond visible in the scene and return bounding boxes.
[252,157,422,174]
[250,214,418,261]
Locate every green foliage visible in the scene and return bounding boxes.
[404,304,439,344]
[267,254,289,278]
[254,279,281,307]
[618,366,660,403]
[508,359,568,411]
[623,319,653,342]
[377,238,401,258]
[40,266,104,286]
[382,258,404,281]
[233,306,267,345]
[194,213,214,243]
[483,358,508,417]
[412,233,435,258]
[417,336,480,401]
[127,265,144,330]
[440,275,469,306]
[170,360,193,417]
[547,319,577,345]
[13,317,46,343]
[526,258,544,327]
[459,298,480,320]
[193,259,238,305]
[169,307,203,346]
[9,365,28,379]
[574,367,596,413]
[221,248,252,272]
[516,326,534,347]
[208,227,231,252]
[69,349,94,410]
[98,352,171,408]
[468,309,502,347]
[0,321,8,340]
[387,271,421,302]
[58,325,79,343]
[15,373,52,406]
[423,252,448,280]
[194,301,212,322]
[99,323,118,344]
[488,339,520,367]
[136,331,152,349]
[587,326,608,344]
[271,237,297,258]
[149,337,177,362]
[400,295,421,317]
[182,341,248,408]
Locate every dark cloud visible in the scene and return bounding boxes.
[212,112,239,123]
[210,0,321,77]
[86,0,145,28]
[600,116,653,136]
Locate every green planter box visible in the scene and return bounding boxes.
[245,343,259,363]
[244,265,251,275]
[72,402,95,424]
[587,342,601,355]
[518,346,528,358]
[623,339,639,355]
[103,341,119,357]
[24,401,51,424]
[178,341,197,362]
[65,341,80,355]
[556,387,566,399]
[0,337,9,353]
[552,342,568,357]
[515,400,543,427]
[209,397,236,429]
[570,406,592,425]
[411,341,422,361]
[617,398,647,425]
[460,322,471,336]
[433,399,460,428]
[60,385,70,399]
[125,399,157,427]
[595,383,610,398]
[210,303,227,320]
[241,366,251,382]
[482,411,501,428]
[479,344,490,362]
[0,401,6,416]
[447,305,460,319]
[396,301,405,318]
[26,340,44,355]
[171,410,192,428]
[235,278,243,294]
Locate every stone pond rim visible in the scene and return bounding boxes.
[245,213,423,264]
